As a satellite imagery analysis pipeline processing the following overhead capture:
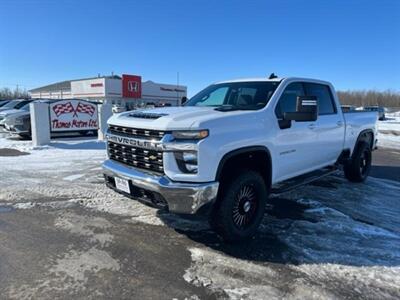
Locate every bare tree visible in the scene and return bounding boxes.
[0,87,30,100]
[337,90,400,108]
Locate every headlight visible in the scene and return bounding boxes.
[175,151,198,173]
[14,116,27,125]
[172,129,209,140]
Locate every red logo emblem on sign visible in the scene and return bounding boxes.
[122,74,141,98]
[128,81,139,92]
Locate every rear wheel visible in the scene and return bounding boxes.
[210,170,267,242]
[344,142,372,182]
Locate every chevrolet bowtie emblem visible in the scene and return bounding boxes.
[149,155,157,160]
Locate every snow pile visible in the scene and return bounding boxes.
[377,111,400,149]
[184,247,334,300]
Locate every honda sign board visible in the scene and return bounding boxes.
[122,74,142,98]
[49,100,98,132]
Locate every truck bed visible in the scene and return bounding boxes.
[343,111,378,153]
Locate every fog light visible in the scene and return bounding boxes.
[185,164,198,173]
[175,151,198,173]
[183,152,197,164]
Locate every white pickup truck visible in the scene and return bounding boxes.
[103,76,378,241]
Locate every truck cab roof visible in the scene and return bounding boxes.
[215,77,333,86]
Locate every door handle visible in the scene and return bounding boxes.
[337,121,343,127]
[308,124,316,130]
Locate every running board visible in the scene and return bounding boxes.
[270,166,339,195]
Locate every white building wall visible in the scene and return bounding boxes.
[30,91,72,99]
[71,78,106,98]
[105,78,123,98]
[141,80,187,105]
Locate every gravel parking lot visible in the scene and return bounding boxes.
[0,130,399,299]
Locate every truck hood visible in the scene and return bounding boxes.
[107,106,254,130]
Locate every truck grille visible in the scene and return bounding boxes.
[109,125,166,140]
[108,141,164,174]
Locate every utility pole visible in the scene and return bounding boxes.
[177,71,180,106]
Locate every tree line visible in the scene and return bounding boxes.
[337,90,400,108]
[0,87,30,100]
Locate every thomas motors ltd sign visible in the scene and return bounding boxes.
[49,100,98,132]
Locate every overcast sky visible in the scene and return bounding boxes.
[0,0,399,96]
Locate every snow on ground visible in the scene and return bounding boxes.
[377,111,400,150]
[1,134,400,299]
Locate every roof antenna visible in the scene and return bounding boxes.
[268,73,278,79]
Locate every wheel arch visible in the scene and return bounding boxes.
[353,129,374,155]
[215,146,272,190]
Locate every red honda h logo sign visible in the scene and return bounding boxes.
[127,81,139,92]
[122,74,142,98]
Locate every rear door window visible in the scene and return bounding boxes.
[303,83,336,115]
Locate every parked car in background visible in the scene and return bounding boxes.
[341,105,356,113]
[1,102,33,138]
[364,106,385,120]
[112,104,127,114]
[0,100,11,107]
[0,99,33,127]
[0,99,32,113]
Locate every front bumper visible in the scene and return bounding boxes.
[102,159,219,214]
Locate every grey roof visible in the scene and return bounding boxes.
[29,75,122,93]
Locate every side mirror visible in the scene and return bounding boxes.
[284,96,318,122]
[181,96,188,106]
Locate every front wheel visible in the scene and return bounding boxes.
[344,142,372,182]
[210,170,267,242]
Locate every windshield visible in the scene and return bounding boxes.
[2,100,19,109]
[185,81,280,110]
[20,103,31,111]
[0,101,10,107]
[14,100,31,109]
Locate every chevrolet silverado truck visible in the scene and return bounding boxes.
[103,76,378,241]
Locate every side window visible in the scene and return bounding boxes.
[304,83,336,115]
[275,82,305,119]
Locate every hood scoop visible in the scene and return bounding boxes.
[128,112,168,119]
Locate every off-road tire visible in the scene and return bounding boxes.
[344,142,372,182]
[210,170,267,242]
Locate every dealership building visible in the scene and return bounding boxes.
[29,74,187,107]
